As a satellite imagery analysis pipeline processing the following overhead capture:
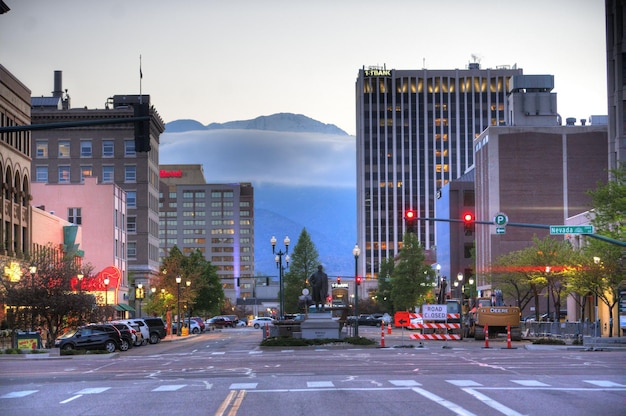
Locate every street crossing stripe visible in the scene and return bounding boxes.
[1,390,38,398]
[153,385,186,391]
[307,381,334,388]
[512,380,549,387]
[583,380,626,387]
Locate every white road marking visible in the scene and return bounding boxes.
[229,383,258,389]
[511,380,549,387]
[389,380,421,387]
[447,380,483,387]
[307,381,334,388]
[463,388,526,416]
[153,385,186,391]
[412,387,478,416]
[1,390,38,399]
[583,380,626,387]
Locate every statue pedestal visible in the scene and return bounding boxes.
[301,312,343,340]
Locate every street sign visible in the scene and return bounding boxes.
[394,311,410,327]
[549,225,594,235]
[494,213,508,226]
[423,304,448,321]
[496,227,506,234]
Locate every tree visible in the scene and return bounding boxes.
[282,228,319,314]
[376,257,395,313]
[390,233,432,311]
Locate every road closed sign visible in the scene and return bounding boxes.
[423,304,448,321]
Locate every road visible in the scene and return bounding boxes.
[0,326,624,416]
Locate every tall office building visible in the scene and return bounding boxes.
[355,63,522,280]
[159,164,255,305]
[606,0,625,171]
[30,72,165,288]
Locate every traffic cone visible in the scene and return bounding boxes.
[502,325,516,349]
[387,323,392,334]
[381,324,385,348]
[483,324,490,348]
[265,323,270,338]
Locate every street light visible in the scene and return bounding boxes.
[136,283,145,318]
[468,277,474,308]
[77,273,83,293]
[271,235,290,319]
[186,280,191,332]
[176,275,182,336]
[593,256,601,338]
[457,272,464,299]
[352,244,361,337]
[29,265,37,330]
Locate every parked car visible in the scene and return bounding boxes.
[108,322,138,351]
[206,316,234,329]
[113,319,148,346]
[250,317,276,329]
[347,314,384,327]
[143,317,167,343]
[191,317,206,332]
[54,324,121,353]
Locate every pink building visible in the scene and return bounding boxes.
[31,177,130,312]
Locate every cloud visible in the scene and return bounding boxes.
[159,129,356,188]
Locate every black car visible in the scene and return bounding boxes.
[347,314,384,327]
[54,324,121,353]
[143,317,167,344]
[109,322,136,351]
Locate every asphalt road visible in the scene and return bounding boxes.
[0,327,624,416]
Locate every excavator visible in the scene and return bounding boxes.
[465,289,522,341]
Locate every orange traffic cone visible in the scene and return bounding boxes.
[387,323,392,334]
[381,324,385,348]
[483,324,490,348]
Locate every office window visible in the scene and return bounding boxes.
[80,140,92,157]
[36,141,48,158]
[127,242,137,258]
[68,207,82,225]
[102,166,114,183]
[127,191,137,208]
[35,166,48,182]
[127,216,137,233]
[125,140,136,156]
[80,166,93,182]
[102,140,114,157]
[58,141,70,158]
[58,166,70,183]
[125,165,137,182]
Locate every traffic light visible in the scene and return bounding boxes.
[337,276,341,284]
[463,212,474,236]
[134,102,151,152]
[404,209,416,221]
[356,276,362,286]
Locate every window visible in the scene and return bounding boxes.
[36,141,48,158]
[80,166,93,182]
[127,191,137,208]
[127,242,137,258]
[102,140,114,157]
[58,166,70,183]
[80,140,92,157]
[102,166,114,183]
[68,207,82,225]
[35,166,48,182]
[58,141,70,158]
[125,166,136,182]
[127,216,137,233]
[124,140,136,156]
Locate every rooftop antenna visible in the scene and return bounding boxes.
[139,55,143,104]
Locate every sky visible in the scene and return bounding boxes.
[0,0,607,136]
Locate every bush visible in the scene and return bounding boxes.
[260,336,377,347]
[532,337,566,345]
[2,348,22,354]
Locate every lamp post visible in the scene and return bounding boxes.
[271,235,290,319]
[77,273,83,293]
[352,244,361,337]
[593,257,601,338]
[176,275,182,336]
[468,277,474,308]
[457,272,464,299]
[136,283,145,318]
[29,265,37,331]
[186,280,191,332]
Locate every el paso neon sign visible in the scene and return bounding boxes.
[160,169,183,178]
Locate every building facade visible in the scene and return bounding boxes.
[605,0,625,171]
[159,164,255,305]
[355,63,522,282]
[30,74,165,289]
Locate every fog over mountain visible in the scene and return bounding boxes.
[160,113,356,277]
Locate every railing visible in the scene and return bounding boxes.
[521,321,599,339]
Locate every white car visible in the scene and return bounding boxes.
[250,317,275,329]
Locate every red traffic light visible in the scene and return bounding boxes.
[337,276,341,284]
[405,210,416,220]
[356,276,362,285]
[463,213,474,223]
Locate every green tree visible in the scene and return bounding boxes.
[390,233,432,311]
[283,228,319,314]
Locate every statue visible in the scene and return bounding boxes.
[309,265,329,312]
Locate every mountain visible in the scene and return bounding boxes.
[160,113,356,277]
[165,113,348,136]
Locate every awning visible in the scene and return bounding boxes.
[115,304,135,312]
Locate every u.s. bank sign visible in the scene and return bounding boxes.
[364,69,391,77]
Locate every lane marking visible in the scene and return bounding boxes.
[307,381,334,388]
[76,387,110,394]
[229,383,257,390]
[228,390,246,416]
[583,380,626,387]
[215,390,237,416]
[153,385,186,391]
[411,387,477,416]
[463,388,525,416]
[389,380,421,387]
[60,395,81,404]
[447,380,483,387]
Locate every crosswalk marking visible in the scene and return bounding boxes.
[583,380,626,387]
[211,351,225,355]
[1,390,38,399]
[389,380,421,387]
[76,387,110,394]
[447,380,483,387]
[153,385,186,391]
[511,380,550,387]
[307,381,334,388]
[229,383,258,390]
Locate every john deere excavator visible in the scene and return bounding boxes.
[466,290,522,341]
